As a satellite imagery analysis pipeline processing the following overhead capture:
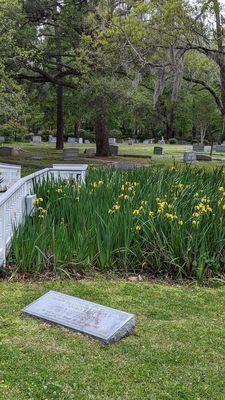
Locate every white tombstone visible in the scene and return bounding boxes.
[143,139,152,145]
[204,146,211,153]
[48,136,56,144]
[84,140,90,144]
[109,138,117,144]
[32,136,42,143]
[78,137,83,144]
[67,137,76,144]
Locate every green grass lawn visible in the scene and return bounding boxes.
[1,279,225,399]
[1,143,225,177]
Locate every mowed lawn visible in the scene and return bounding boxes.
[1,280,225,399]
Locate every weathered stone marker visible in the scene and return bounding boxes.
[183,151,197,163]
[154,146,163,155]
[22,290,135,344]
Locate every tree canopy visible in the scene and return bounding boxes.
[1,0,225,153]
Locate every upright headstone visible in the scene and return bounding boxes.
[109,144,119,156]
[109,138,117,144]
[216,145,225,153]
[32,136,42,143]
[143,139,151,145]
[48,136,56,144]
[22,290,136,344]
[183,151,197,163]
[204,145,211,153]
[84,148,96,157]
[63,148,79,160]
[67,137,76,144]
[193,143,204,152]
[154,146,163,155]
[78,137,83,144]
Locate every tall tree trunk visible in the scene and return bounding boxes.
[74,121,80,137]
[95,112,111,157]
[56,84,64,150]
[214,0,225,115]
[166,105,175,139]
[54,4,64,150]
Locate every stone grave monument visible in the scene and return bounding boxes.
[63,148,79,160]
[32,136,42,143]
[84,148,96,157]
[193,143,205,152]
[67,137,76,144]
[109,144,119,156]
[48,136,56,144]
[0,147,21,157]
[22,290,135,344]
[154,146,163,155]
[196,154,212,161]
[109,138,117,144]
[183,151,197,163]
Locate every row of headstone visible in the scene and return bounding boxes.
[215,145,225,153]
[193,143,204,152]
[31,136,91,144]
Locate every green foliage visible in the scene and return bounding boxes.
[169,138,178,144]
[77,129,95,141]
[0,121,28,142]
[8,166,225,282]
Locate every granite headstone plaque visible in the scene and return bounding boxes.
[22,291,135,344]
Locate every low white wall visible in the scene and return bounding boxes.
[0,165,88,267]
[0,163,21,190]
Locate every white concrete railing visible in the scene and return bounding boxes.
[0,163,21,190]
[0,165,88,267]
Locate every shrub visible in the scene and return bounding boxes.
[0,121,28,142]
[169,138,178,144]
[78,129,95,141]
[109,129,123,138]
[203,139,210,145]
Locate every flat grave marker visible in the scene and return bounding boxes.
[22,290,135,344]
